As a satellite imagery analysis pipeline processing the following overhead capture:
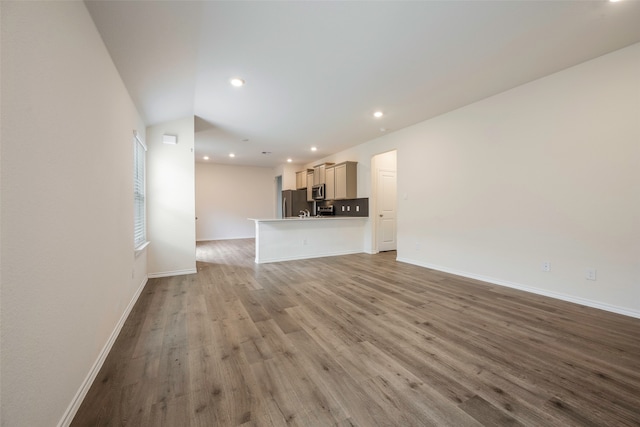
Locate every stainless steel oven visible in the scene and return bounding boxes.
[316,205,334,216]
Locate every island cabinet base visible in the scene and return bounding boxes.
[251,217,368,264]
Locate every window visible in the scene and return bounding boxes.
[133,131,147,249]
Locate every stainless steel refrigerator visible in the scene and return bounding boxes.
[282,189,311,218]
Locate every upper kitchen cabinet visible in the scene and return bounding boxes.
[332,161,357,200]
[325,165,335,200]
[313,163,334,186]
[306,171,314,202]
[296,169,312,190]
[325,161,357,200]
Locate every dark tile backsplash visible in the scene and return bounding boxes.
[317,198,369,217]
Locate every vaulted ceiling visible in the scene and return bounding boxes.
[86,0,640,167]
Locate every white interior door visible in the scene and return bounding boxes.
[377,169,397,252]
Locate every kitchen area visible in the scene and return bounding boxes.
[251,161,370,263]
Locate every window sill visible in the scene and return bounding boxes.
[134,241,150,257]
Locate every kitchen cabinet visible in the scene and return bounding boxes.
[313,163,334,186]
[306,171,314,201]
[333,161,357,200]
[296,169,311,189]
[325,165,335,200]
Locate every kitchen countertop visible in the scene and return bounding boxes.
[250,216,368,222]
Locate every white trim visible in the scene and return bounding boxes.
[133,129,147,151]
[255,250,364,264]
[196,236,254,242]
[57,275,149,427]
[396,256,640,320]
[147,268,197,278]
[134,240,150,257]
[370,149,398,254]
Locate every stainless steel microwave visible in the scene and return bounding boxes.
[312,184,325,200]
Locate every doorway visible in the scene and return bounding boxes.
[372,150,397,252]
[276,175,283,218]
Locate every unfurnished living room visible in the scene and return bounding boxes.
[1,1,639,426]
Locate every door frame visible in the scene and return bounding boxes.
[371,150,397,254]
[275,175,283,219]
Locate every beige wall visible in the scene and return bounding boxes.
[146,117,196,277]
[196,163,275,240]
[1,2,147,425]
[395,42,639,316]
[312,43,640,317]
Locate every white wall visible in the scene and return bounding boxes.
[196,163,275,240]
[1,2,147,425]
[311,43,640,317]
[147,118,196,277]
[396,42,640,316]
[274,162,302,191]
[372,150,397,172]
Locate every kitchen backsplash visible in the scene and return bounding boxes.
[317,198,369,217]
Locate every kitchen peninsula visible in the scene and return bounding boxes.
[250,216,368,264]
[253,160,368,263]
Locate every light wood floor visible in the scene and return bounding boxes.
[72,239,640,426]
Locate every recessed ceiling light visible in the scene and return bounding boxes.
[287,158,292,163]
[203,156,209,160]
[380,128,387,132]
[609,0,622,2]
[311,146,317,152]
[373,111,384,118]
[230,78,245,87]
[229,153,235,158]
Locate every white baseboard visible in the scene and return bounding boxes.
[196,236,254,242]
[147,268,197,278]
[396,257,640,320]
[58,275,149,427]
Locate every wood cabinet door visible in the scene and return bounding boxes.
[313,165,326,185]
[325,166,335,200]
[296,171,305,189]
[335,164,347,199]
[306,172,314,201]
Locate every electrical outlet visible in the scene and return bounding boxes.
[356,205,360,212]
[586,268,597,281]
[347,206,351,211]
[542,261,551,272]
[341,206,345,212]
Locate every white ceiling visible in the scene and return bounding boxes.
[86,0,640,168]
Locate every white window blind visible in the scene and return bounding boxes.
[133,131,147,249]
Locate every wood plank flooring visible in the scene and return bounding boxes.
[72,239,640,426]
